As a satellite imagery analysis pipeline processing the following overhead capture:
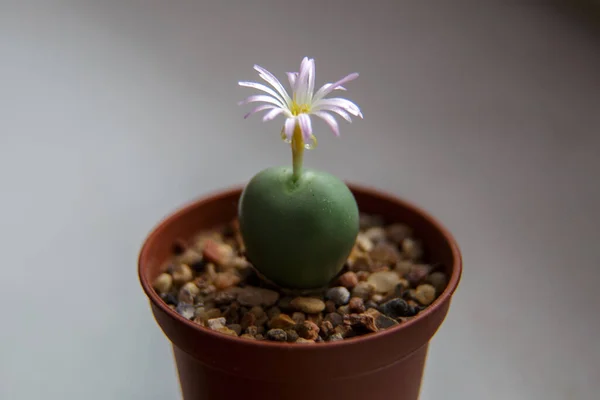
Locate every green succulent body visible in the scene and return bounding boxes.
[238,166,359,290]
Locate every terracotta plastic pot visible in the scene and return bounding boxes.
[138,184,462,400]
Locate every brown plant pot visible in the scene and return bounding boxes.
[138,184,462,400]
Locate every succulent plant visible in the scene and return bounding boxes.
[238,57,363,290]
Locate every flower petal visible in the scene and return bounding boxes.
[253,65,292,106]
[307,59,315,102]
[313,72,359,102]
[313,97,363,118]
[296,57,312,104]
[284,117,296,139]
[239,81,287,107]
[238,94,285,108]
[321,105,352,123]
[243,104,276,119]
[298,114,313,142]
[262,108,287,122]
[314,111,340,136]
[286,72,298,92]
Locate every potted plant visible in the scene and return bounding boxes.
[138,56,462,400]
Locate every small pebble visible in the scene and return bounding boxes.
[291,312,306,324]
[380,298,412,318]
[240,334,256,340]
[328,333,344,342]
[296,338,315,344]
[402,238,423,261]
[213,272,241,290]
[207,317,227,330]
[269,313,296,330]
[349,297,366,313]
[267,306,282,320]
[228,324,242,336]
[405,264,432,286]
[237,287,280,307]
[153,273,173,294]
[190,258,208,273]
[285,329,299,343]
[245,326,259,336]
[297,321,320,340]
[364,227,386,243]
[395,261,413,276]
[176,303,195,319]
[161,292,178,306]
[320,320,334,337]
[216,326,238,337]
[369,242,401,265]
[365,308,399,330]
[290,297,326,314]
[344,313,378,332]
[202,239,233,266]
[307,313,323,326]
[356,271,370,282]
[178,249,203,266]
[356,233,374,252]
[214,291,237,305]
[427,272,448,294]
[325,300,337,313]
[240,312,257,330]
[365,300,379,310]
[338,271,359,289]
[171,264,194,286]
[385,223,413,244]
[178,282,200,304]
[249,306,266,319]
[266,329,287,342]
[337,305,351,315]
[255,334,265,340]
[349,255,371,272]
[325,287,351,306]
[352,282,375,300]
[414,284,436,305]
[324,312,343,327]
[277,296,294,312]
[367,271,401,294]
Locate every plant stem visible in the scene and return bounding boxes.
[291,123,304,181]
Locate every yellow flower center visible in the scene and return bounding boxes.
[290,101,310,116]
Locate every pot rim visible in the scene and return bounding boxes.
[138,183,462,350]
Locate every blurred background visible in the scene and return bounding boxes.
[1,1,599,399]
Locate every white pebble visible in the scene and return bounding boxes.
[368,271,401,294]
[152,273,173,294]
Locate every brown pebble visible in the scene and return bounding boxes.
[171,264,193,286]
[240,312,257,330]
[267,306,282,320]
[334,324,354,338]
[290,297,326,314]
[395,261,413,277]
[277,296,294,311]
[178,248,203,266]
[285,329,299,343]
[269,314,296,330]
[364,227,386,243]
[356,271,370,281]
[325,300,337,313]
[255,334,265,340]
[320,320,334,337]
[240,334,256,340]
[228,324,242,335]
[344,313,378,332]
[237,287,280,307]
[203,239,233,266]
[291,312,306,325]
[245,326,259,336]
[338,271,359,289]
[369,242,401,266]
[214,291,236,306]
[426,272,448,294]
[402,238,423,261]
[386,223,413,244]
[337,305,351,315]
[216,326,238,337]
[297,321,320,340]
[153,273,173,294]
[266,329,287,342]
[349,255,371,272]
[307,313,323,326]
[213,272,241,290]
[352,282,375,300]
[324,312,343,327]
[365,308,399,330]
[349,297,366,313]
[405,264,432,286]
[414,284,436,305]
[249,306,266,319]
[295,338,315,344]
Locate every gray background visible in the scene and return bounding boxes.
[1,1,599,399]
